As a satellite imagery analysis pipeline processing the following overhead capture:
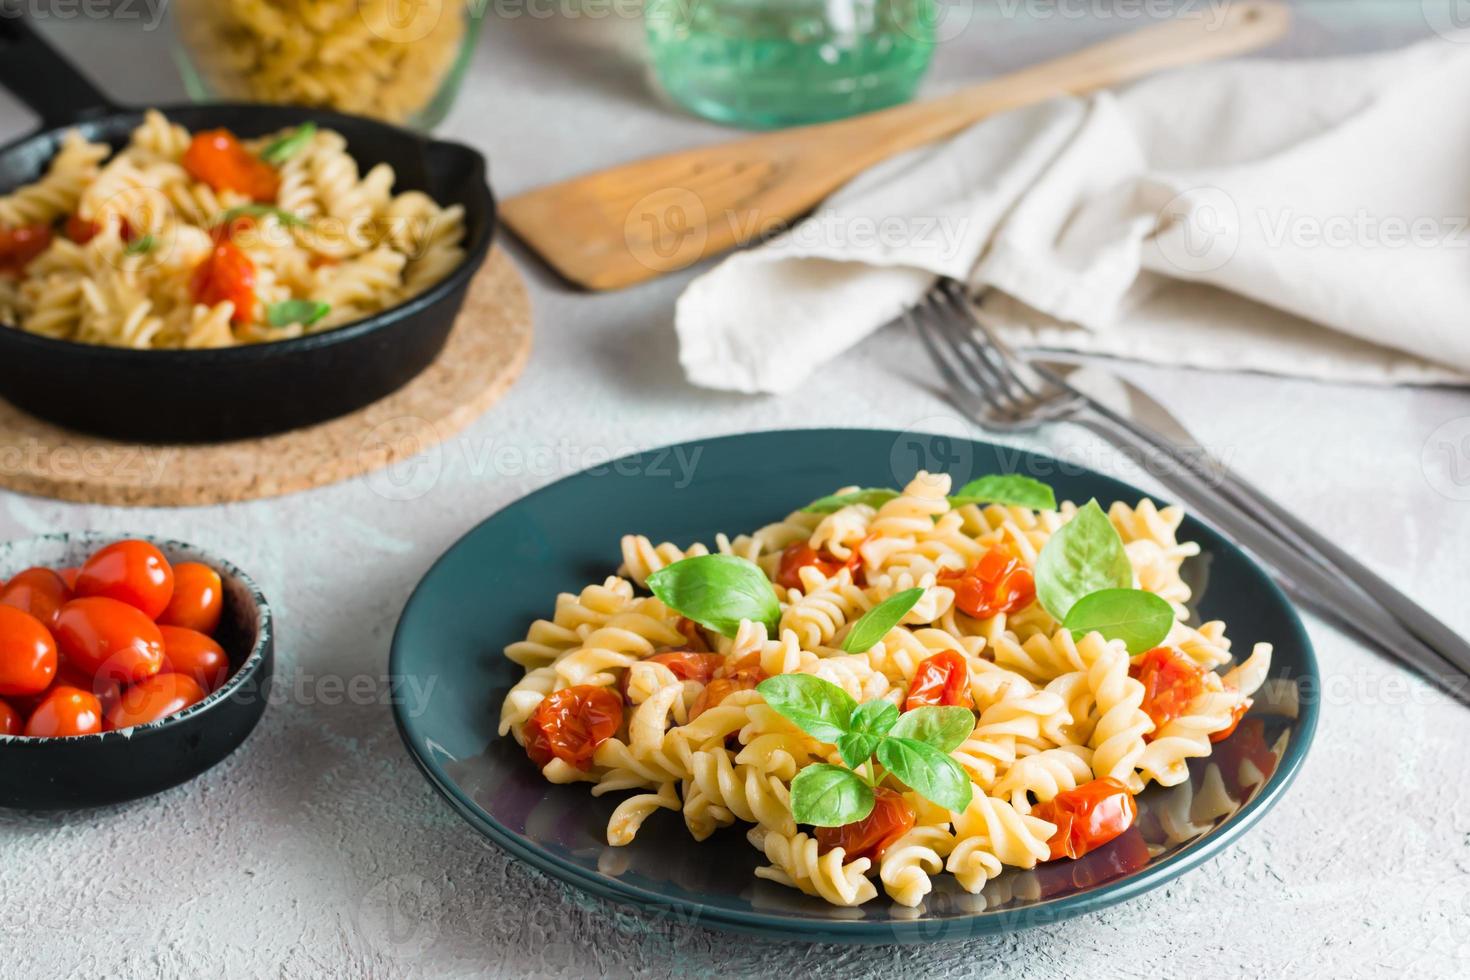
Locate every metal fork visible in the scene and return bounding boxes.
[909,278,1470,704]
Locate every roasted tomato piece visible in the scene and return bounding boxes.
[0,223,53,274]
[776,542,862,591]
[523,685,623,770]
[191,240,258,324]
[940,546,1035,619]
[1211,698,1252,743]
[1034,777,1139,861]
[903,649,972,712]
[646,651,726,685]
[688,652,766,721]
[675,617,710,652]
[815,786,917,863]
[182,129,279,201]
[1129,647,1206,733]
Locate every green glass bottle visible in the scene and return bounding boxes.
[646,0,937,129]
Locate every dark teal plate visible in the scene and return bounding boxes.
[390,429,1318,944]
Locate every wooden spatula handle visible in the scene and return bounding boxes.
[502,2,1290,291]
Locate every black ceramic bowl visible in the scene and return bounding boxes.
[0,19,496,443]
[0,533,274,810]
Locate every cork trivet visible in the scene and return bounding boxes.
[0,247,532,507]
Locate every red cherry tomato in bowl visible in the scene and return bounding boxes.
[903,649,972,712]
[815,786,917,863]
[159,625,230,691]
[25,686,103,738]
[0,605,58,697]
[54,597,165,686]
[522,685,623,770]
[158,562,224,635]
[0,567,71,628]
[75,539,175,620]
[1034,777,1139,861]
[107,673,207,730]
[0,698,21,735]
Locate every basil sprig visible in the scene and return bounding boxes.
[260,122,317,166]
[647,554,780,638]
[214,204,306,228]
[802,488,899,514]
[267,299,331,328]
[948,474,1056,511]
[841,587,924,654]
[1034,499,1132,621]
[1063,587,1174,654]
[758,674,974,827]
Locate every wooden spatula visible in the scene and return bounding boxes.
[503,1,1289,291]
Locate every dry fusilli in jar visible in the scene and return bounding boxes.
[172,0,482,128]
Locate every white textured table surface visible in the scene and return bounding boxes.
[2,4,1468,978]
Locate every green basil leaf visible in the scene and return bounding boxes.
[836,733,881,770]
[214,204,306,228]
[266,299,331,328]
[849,699,900,737]
[841,587,925,653]
[260,122,317,165]
[790,763,875,828]
[123,234,154,255]
[949,474,1057,511]
[889,705,975,753]
[876,737,973,814]
[1034,499,1132,621]
[802,488,899,515]
[1062,587,1175,655]
[755,674,856,743]
[647,554,780,638]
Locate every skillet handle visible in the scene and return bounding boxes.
[0,11,116,130]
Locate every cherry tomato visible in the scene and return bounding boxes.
[940,546,1036,619]
[0,566,71,628]
[903,649,973,712]
[25,686,102,738]
[815,786,917,863]
[107,673,206,730]
[159,625,230,691]
[59,567,81,590]
[158,562,224,635]
[53,597,165,686]
[76,539,175,620]
[191,240,257,324]
[776,542,862,591]
[65,214,100,244]
[182,129,279,201]
[1033,777,1139,861]
[0,605,58,697]
[1210,698,1252,744]
[0,698,20,735]
[523,685,624,770]
[689,652,766,720]
[1212,717,1277,798]
[646,651,725,685]
[0,223,53,274]
[1129,647,1206,734]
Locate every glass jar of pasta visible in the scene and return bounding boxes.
[171,0,483,130]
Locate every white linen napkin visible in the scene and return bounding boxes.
[676,35,1470,394]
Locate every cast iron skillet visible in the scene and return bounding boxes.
[0,16,497,443]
